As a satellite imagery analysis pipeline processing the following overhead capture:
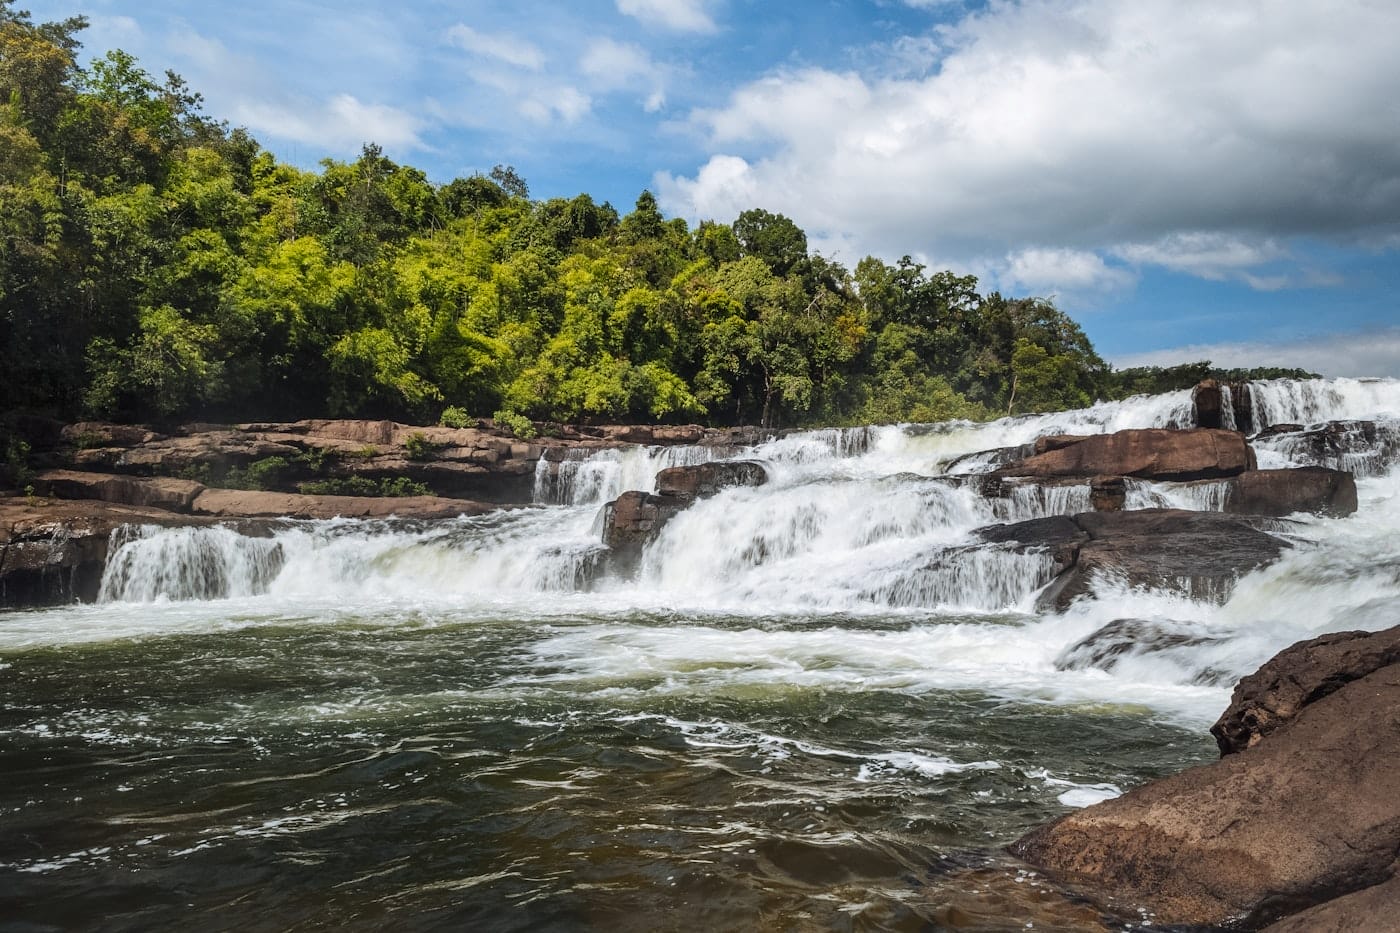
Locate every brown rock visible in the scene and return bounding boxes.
[61,421,165,447]
[1263,875,1400,932]
[1011,658,1400,927]
[1034,434,1091,455]
[997,428,1256,482]
[1193,378,1225,429]
[1088,475,1125,511]
[190,489,495,520]
[1212,626,1400,755]
[1226,467,1357,517]
[601,490,687,554]
[654,460,768,499]
[35,469,205,513]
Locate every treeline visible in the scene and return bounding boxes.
[0,6,1313,430]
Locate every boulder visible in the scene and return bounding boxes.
[1055,618,1228,673]
[1211,626,1400,755]
[1088,475,1126,512]
[601,491,687,555]
[35,469,205,513]
[977,509,1292,610]
[1262,875,1400,932]
[654,460,768,499]
[996,428,1256,482]
[940,443,1035,474]
[60,421,165,448]
[1011,626,1400,928]
[1192,378,1226,429]
[1226,467,1357,517]
[1034,434,1091,455]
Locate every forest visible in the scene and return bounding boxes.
[0,5,1311,432]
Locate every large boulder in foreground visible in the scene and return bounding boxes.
[996,428,1255,482]
[654,460,767,500]
[1011,624,1400,927]
[978,509,1293,610]
[1212,626,1400,754]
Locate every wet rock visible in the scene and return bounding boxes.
[1193,378,1225,429]
[1011,628,1400,928]
[1226,467,1357,517]
[1211,626,1400,755]
[940,443,1036,474]
[1088,475,1125,512]
[654,460,768,500]
[1034,434,1091,455]
[979,509,1293,611]
[1252,420,1400,478]
[601,491,687,556]
[0,499,215,607]
[996,429,1256,482]
[1055,619,1227,672]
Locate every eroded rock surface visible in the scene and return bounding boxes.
[996,428,1256,482]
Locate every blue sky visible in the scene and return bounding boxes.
[26,0,1400,376]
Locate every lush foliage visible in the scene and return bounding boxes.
[2,6,1149,428]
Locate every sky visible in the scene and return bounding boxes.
[24,0,1400,377]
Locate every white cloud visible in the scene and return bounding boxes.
[235,94,426,151]
[1004,247,1137,296]
[519,86,592,124]
[616,0,718,34]
[446,24,545,70]
[581,38,670,111]
[1112,328,1400,379]
[658,0,1400,287]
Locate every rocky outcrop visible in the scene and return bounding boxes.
[1211,626,1400,755]
[190,489,495,520]
[35,469,206,513]
[1192,378,1255,433]
[654,460,768,500]
[977,509,1293,610]
[600,491,687,557]
[996,428,1256,482]
[1253,420,1400,478]
[0,499,220,607]
[1011,624,1400,928]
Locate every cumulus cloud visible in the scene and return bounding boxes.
[235,94,426,151]
[1004,247,1136,296]
[446,25,546,70]
[657,0,1400,288]
[616,0,718,33]
[580,38,670,111]
[1112,328,1400,380]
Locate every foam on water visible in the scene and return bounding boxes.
[16,377,1400,730]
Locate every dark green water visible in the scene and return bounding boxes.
[0,610,1213,932]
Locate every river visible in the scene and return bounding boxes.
[3,378,1399,931]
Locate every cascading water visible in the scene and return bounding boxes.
[6,376,1400,931]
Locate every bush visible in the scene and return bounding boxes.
[439,406,475,429]
[297,476,431,497]
[404,431,436,460]
[492,408,537,439]
[223,456,289,490]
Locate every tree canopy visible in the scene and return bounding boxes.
[0,7,1293,429]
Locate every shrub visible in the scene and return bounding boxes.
[404,431,436,461]
[297,476,430,497]
[439,406,475,429]
[492,408,536,439]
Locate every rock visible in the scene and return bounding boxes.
[940,443,1035,474]
[978,509,1293,611]
[996,428,1256,482]
[1034,434,1091,455]
[654,460,768,499]
[60,421,165,448]
[1211,626,1400,755]
[1226,467,1357,517]
[0,499,216,607]
[1011,631,1400,928]
[1088,475,1125,512]
[35,469,205,513]
[1193,379,1225,429]
[190,489,495,520]
[1251,420,1400,478]
[1055,618,1227,673]
[1262,875,1400,932]
[601,491,687,555]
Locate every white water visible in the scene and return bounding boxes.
[9,377,1400,730]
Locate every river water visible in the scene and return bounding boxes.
[4,379,1400,931]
